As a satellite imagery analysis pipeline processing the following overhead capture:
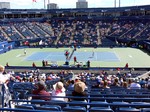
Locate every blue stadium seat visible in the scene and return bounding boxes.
[36,105,62,111]
[141,108,150,112]
[116,108,141,112]
[90,101,109,107]
[63,106,87,112]
[15,104,35,110]
[89,107,114,112]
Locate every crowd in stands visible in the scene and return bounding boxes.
[0,20,150,47]
[0,64,150,111]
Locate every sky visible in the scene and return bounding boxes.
[0,0,150,9]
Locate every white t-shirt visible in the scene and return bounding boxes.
[51,90,66,101]
[0,73,10,84]
[130,82,141,89]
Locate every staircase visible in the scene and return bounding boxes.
[69,23,76,44]
[24,24,39,38]
[12,26,25,39]
[132,24,149,39]
[96,24,102,45]
[35,23,51,37]
[83,23,88,44]
[54,31,63,45]
[54,23,64,45]
[119,27,134,38]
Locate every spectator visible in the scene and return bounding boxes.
[67,80,75,91]
[72,81,87,101]
[122,81,128,88]
[0,65,10,84]
[129,79,141,89]
[51,82,66,101]
[0,65,12,107]
[32,80,51,101]
[111,78,120,87]
[139,78,146,88]
[103,80,110,89]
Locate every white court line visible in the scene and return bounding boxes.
[100,59,120,62]
[44,53,51,60]
[112,50,121,62]
[16,54,21,57]
[128,55,132,58]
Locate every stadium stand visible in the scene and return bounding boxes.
[0,4,150,112]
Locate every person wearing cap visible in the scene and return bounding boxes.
[72,81,87,101]
[51,82,66,101]
[32,80,51,101]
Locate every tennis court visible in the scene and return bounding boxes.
[25,51,120,62]
[0,47,149,67]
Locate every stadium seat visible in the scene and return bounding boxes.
[49,100,67,108]
[63,106,87,112]
[36,105,62,111]
[68,101,88,108]
[116,108,141,112]
[90,101,109,107]
[141,108,150,112]
[15,104,35,110]
[89,107,114,112]
[0,108,49,112]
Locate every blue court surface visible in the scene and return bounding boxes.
[25,51,120,62]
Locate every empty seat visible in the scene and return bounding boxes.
[63,106,86,112]
[15,104,35,110]
[117,108,141,112]
[36,105,61,111]
[141,108,150,112]
[90,101,109,107]
[89,107,114,112]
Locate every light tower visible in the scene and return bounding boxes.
[114,0,116,8]
[44,0,46,9]
[76,0,88,8]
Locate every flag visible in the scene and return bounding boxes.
[32,0,36,2]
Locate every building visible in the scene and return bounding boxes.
[47,3,58,9]
[0,2,10,9]
[76,0,88,8]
